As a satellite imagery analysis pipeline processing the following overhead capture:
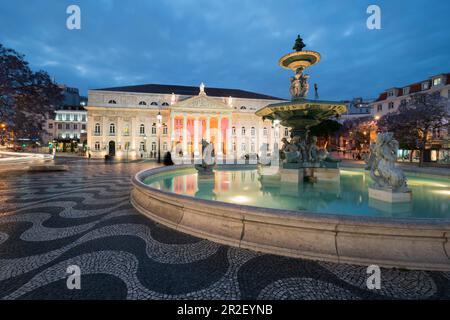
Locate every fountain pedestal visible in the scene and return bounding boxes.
[368,187,412,203]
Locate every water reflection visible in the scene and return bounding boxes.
[144,168,450,219]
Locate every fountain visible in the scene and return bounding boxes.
[130,35,450,271]
[256,35,347,182]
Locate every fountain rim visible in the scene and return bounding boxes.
[132,164,450,226]
[255,99,348,118]
[130,164,450,271]
[278,50,321,70]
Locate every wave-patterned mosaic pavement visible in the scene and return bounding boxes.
[0,161,449,300]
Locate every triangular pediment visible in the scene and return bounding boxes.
[172,93,232,111]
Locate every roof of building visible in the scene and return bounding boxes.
[92,84,284,101]
[374,73,450,102]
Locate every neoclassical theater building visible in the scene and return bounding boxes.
[86,83,289,160]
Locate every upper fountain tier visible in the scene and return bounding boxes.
[256,35,346,137]
[279,50,321,71]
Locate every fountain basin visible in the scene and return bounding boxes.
[131,165,450,271]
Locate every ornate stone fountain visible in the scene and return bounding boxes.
[256,35,347,182]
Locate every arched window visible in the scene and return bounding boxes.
[251,127,256,136]
[232,126,236,135]
[139,124,145,135]
[284,127,289,137]
[150,102,158,106]
[94,142,100,151]
[139,141,146,151]
[151,142,156,151]
[94,123,101,134]
[151,124,157,135]
[109,123,115,135]
[263,127,268,136]
[162,124,168,135]
[161,102,169,106]
[138,101,147,106]
[241,127,246,135]
[108,100,117,104]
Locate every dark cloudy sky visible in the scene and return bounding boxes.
[1,0,449,100]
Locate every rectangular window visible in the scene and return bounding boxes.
[66,124,70,130]
[433,78,442,86]
[73,114,78,121]
[82,115,86,122]
[73,124,78,130]
[48,123,53,129]
[377,104,382,111]
[57,123,62,129]
[57,114,62,121]
[163,126,168,135]
[82,124,86,130]
[422,82,429,90]
[388,102,394,110]
[65,114,70,121]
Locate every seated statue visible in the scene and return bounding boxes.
[282,136,302,163]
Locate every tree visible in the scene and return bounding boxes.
[378,92,449,166]
[339,116,375,151]
[0,43,62,140]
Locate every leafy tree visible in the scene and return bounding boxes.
[308,119,342,149]
[0,43,62,140]
[339,116,375,151]
[378,92,449,166]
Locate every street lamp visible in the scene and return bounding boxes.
[157,110,162,163]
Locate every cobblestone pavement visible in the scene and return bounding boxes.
[0,161,449,300]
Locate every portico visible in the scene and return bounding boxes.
[170,84,233,158]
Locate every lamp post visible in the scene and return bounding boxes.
[157,110,162,163]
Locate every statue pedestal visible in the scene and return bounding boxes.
[280,168,304,184]
[368,187,412,203]
[314,168,340,182]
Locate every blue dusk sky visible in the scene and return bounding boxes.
[1,0,449,100]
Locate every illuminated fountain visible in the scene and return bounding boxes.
[256,35,347,182]
[130,35,450,271]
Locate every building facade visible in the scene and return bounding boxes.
[86,83,289,160]
[42,85,88,152]
[370,73,450,163]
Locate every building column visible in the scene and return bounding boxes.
[182,113,188,156]
[217,115,222,157]
[170,113,175,150]
[206,115,211,142]
[194,115,199,157]
[226,114,233,160]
